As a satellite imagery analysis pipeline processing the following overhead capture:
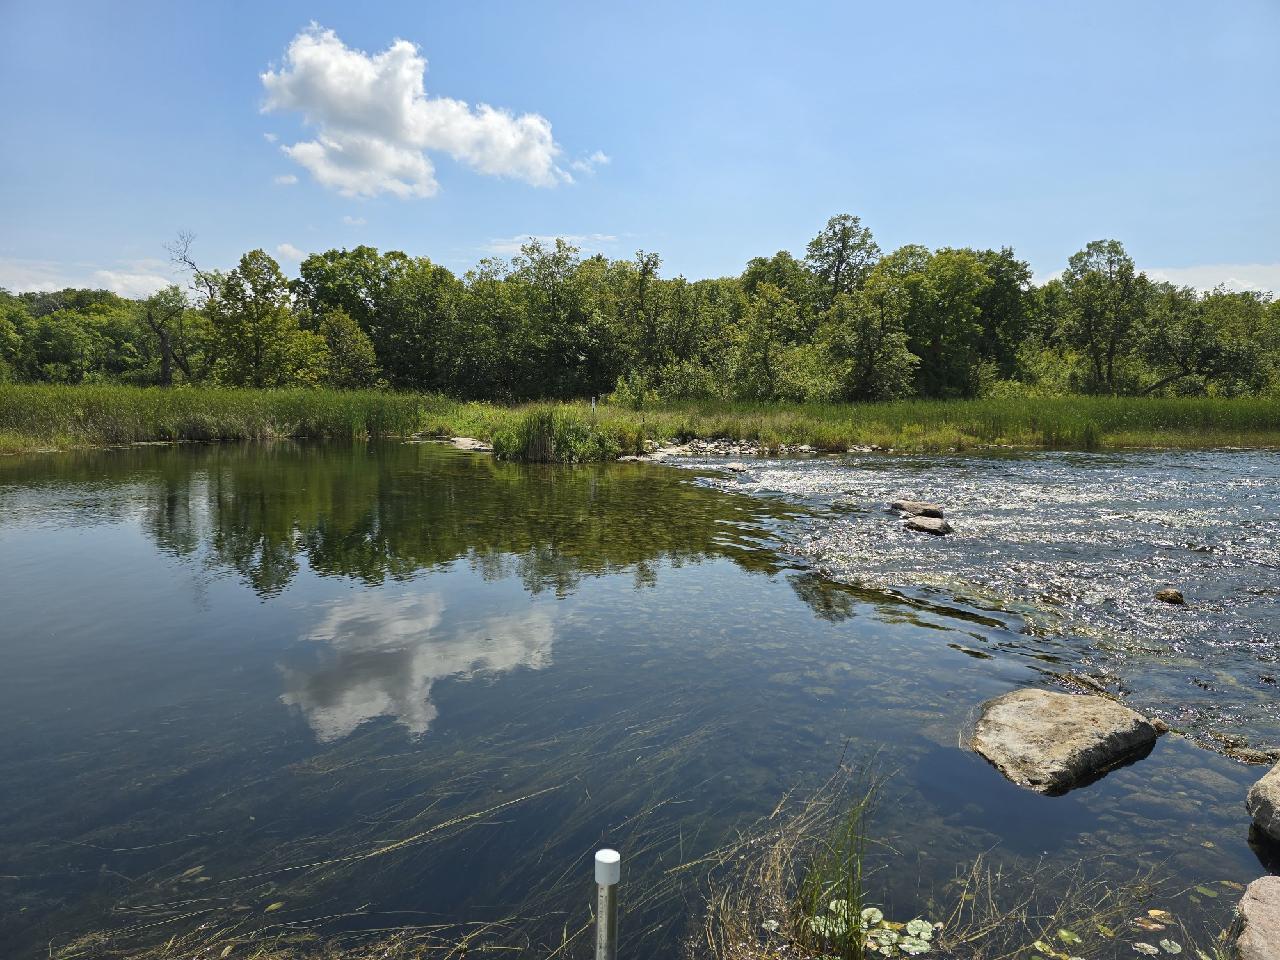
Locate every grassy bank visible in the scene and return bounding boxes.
[3,384,1279,459]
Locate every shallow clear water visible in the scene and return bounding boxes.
[0,443,1274,957]
[680,449,1280,753]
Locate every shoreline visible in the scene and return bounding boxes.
[3,384,1280,459]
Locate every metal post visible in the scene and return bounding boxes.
[594,848,620,960]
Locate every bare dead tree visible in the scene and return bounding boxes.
[166,232,219,306]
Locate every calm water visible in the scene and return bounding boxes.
[0,442,1273,957]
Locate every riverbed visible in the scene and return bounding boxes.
[0,442,1274,957]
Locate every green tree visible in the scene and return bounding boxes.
[137,285,194,385]
[805,213,881,308]
[734,282,799,399]
[970,247,1034,376]
[1060,239,1149,393]
[510,239,614,398]
[0,292,28,382]
[380,256,459,390]
[317,308,381,388]
[866,246,990,397]
[1140,285,1273,396]
[822,289,919,401]
[207,250,328,387]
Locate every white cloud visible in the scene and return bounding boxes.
[341,215,366,226]
[91,268,173,298]
[273,173,298,186]
[261,25,582,198]
[275,242,305,262]
[263,132,278,143]
[0,257,173,297]
[485,233,618,257]
[1035,262,1279,295]
[569,149,610,175]
[1145,262,1280,294]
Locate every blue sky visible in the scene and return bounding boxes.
[2,0,1278,296]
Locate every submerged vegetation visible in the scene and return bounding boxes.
[44,767,1238,960]
[697,771,1233,960]
[2,384,1279,458]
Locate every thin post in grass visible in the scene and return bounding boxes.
[594,848,621,960]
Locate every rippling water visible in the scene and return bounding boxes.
[0,442,1274,958]
[676,449,1280,752]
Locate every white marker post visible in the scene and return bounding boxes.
[594,848,621,960]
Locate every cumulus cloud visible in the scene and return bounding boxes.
[485,233,618,257]
[273,173,298,186]
[0,257,173,297]
[261,25,584,198]
[275,242,305,262]
[1145,262,1280,294]
[341,215,366,226]
[263,132,278,143]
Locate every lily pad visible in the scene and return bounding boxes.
[900,936,931,955]
[906,919,933,940]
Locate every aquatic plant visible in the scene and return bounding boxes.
[4,384,1279,458]
[490,404,621,463]
[695,768,1237,960]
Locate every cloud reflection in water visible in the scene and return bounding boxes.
[281,592,553,741]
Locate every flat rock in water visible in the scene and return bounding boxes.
[905,516,953,535]
[971,689,1167,795]
[1155,587,1186,605]
[891,499,945,518]
[450,437,492,452]
[1247,763,1280,842]
[1236,876,1280,960]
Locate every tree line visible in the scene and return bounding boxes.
[2,216,1277,402]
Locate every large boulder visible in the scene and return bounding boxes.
[1247,763,1280,842]
[1155,587,1186,605]
[971,689,1167,795]
[905,516,953,536]
[1236,876,1280,960]
[891,499,945,518]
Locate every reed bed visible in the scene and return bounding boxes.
[3,384,1278,459]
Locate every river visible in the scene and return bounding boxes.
[0,442,1274,957]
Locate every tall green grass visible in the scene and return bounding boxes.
[490,406,620,463]
[0,384,424,452]
[2,384,1278,458]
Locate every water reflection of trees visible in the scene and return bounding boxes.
[3,442,793,597]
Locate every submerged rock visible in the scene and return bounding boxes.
[1155,587,1186,605]
[905,516,953,536]
[1247,763,1280,842]
[971,689,1167,795]
[1236,876,1280,960]
[891,499,945,518]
